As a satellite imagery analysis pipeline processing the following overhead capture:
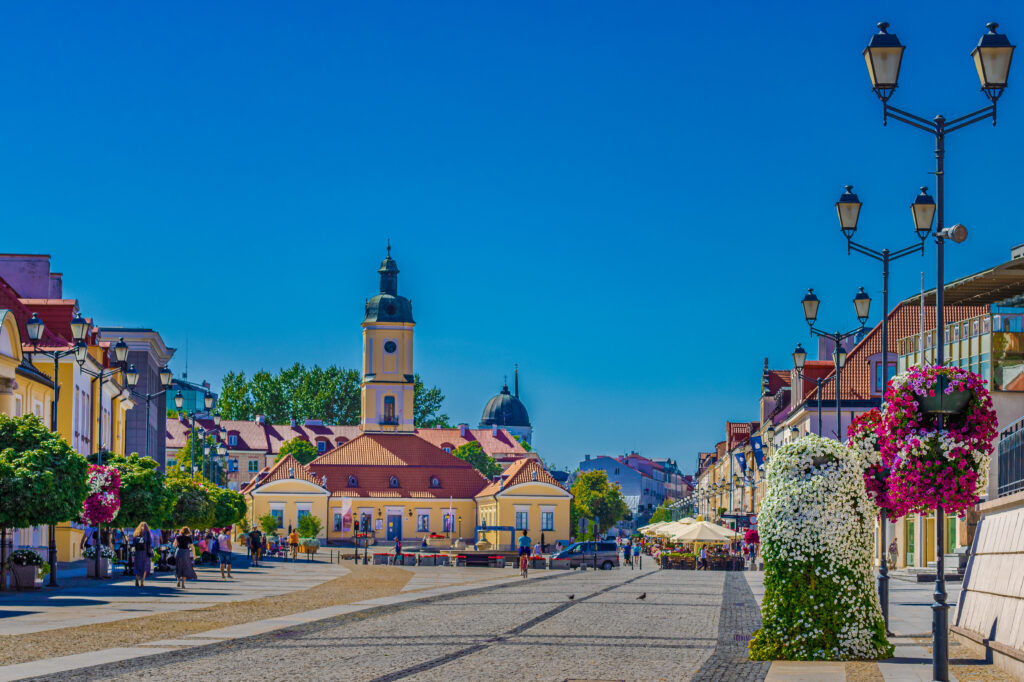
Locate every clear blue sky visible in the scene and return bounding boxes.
[4,2,1023,473]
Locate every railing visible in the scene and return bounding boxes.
[998,415,1024,498]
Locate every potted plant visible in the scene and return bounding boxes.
[298,538,320,555]
[7,549,45,589]
[83,545,116,577]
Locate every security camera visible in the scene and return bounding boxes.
[939,224,968,244]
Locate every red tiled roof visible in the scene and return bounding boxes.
[165,418,362,454]
[764,369,791,394]
[0,277,66,347]
[415,427,528,456]
[241,454,323,493]
[475,458,565,498]
[807,302,988,402]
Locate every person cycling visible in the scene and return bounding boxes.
[517,530,531,578]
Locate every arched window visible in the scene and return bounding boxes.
[429,476,440,488]
[383,396,397,424]
[317,440,328,453]
[389,475,399,488]
[348,475,358,487]
[336,437,348,445]
[440,442,455,453]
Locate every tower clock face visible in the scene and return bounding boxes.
[384,340,398,353]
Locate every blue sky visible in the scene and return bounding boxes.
[4,2,1023,472]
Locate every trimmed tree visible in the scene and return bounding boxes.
[259,513,280,537]
[297,513,322,539]
[108,453,171,529]
[276,437,319,465]
[165,473,215,530]
[452,441,501,479]
[569,470,629,539]
[209,487,248,529]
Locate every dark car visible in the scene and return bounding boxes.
[552,541,620,569]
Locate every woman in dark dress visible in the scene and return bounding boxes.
[133,522,153,587]
[174,526,198,588]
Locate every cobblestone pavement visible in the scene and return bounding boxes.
[34,566,768,682]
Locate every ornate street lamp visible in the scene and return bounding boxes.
[861,22,1014,679]
[863,22,904,102]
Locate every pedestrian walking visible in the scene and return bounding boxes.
[217,529,233,579]
[699,545,708,571]
[393,536,402,565]
[132,522,153,587]
[632,541,641,569]
[248,527,262,567]
[174,527,198,588]
[888,538,899,569]
[289,528,300,561]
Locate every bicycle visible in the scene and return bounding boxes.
[520,553,529,578]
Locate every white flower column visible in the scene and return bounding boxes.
[750,434,893,661]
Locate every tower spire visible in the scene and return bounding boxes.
[514,364,519,398]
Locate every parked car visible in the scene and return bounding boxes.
[552,541,620,570]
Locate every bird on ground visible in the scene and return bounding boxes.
[567,594,575,600]
[637,593,646,600]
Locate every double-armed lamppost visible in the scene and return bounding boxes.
[834,184,936,637]
[123,365,174,462]
[799,288,872,438]
[863,22,1014,679]
[791,342,837,436]
[74,336,129,580]
[24,311,90,586]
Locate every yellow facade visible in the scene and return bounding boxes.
[246,478,330,537]
[361,322,416,434]
[477,481,572,548]
[0,311,53,423]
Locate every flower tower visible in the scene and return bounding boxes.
[750,434,892,661]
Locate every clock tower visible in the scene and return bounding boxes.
[360,246,416,433]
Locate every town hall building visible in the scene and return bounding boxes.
[242,248,571,548]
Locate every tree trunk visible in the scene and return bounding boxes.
[1,527,7,592]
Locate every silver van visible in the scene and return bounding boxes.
[552,541,620,569]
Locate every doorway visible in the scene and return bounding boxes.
[386,513,402,541]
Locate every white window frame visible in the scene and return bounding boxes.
[514,505,530,531]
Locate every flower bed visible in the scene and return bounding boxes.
[750,435,892,661]
[880,366,998,517]
[82,545,116,560]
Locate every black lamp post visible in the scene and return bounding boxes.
[791,342,837,436]
[863,22,1014,680]
[836,184,934,637]
[124,364,174,464]
[173,390,222,480]
[799,289,870,438]
[24,311,89,586]
[75,336,129,580]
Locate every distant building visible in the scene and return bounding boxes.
[170,376,217,417]
[479,367,532,444]
[579,452,666,532]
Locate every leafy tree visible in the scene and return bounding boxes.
[165,473,215,529]
[0,413,89,530]
[413,374,450,428]
[452,441,501,479]
[218,371,253,420]
[570,470,629,540]
[513,435,533,452]
[107,453,171,529]
[716,507,727,520]
[259,512,280,537]
[209,487,247,528]
[276,437,319,465]
[249,370,289,424]
[173,432,219,479]
[648,501,674,525]
[297,513,322,538]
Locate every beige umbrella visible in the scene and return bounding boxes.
[638,521,668,533]
[670,521,741,543]
[653,519,696,537]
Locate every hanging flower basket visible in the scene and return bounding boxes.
[879,366,998,518]
[846,408,894,514]
[914,374,974,416]
[80,465,121,525]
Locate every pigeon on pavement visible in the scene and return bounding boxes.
[637,593,646,600]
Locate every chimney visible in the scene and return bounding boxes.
[255,415,266,425]
[290,418,296,427]
[584,454,590,461]
[1013,243,1024,260]
[459,423,469,438]
[491,425,499,436]
[304,419,323,426]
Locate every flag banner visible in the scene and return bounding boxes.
[750,436,765,469]
[735,449,748,475]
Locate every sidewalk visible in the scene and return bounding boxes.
[747,571,995,682]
